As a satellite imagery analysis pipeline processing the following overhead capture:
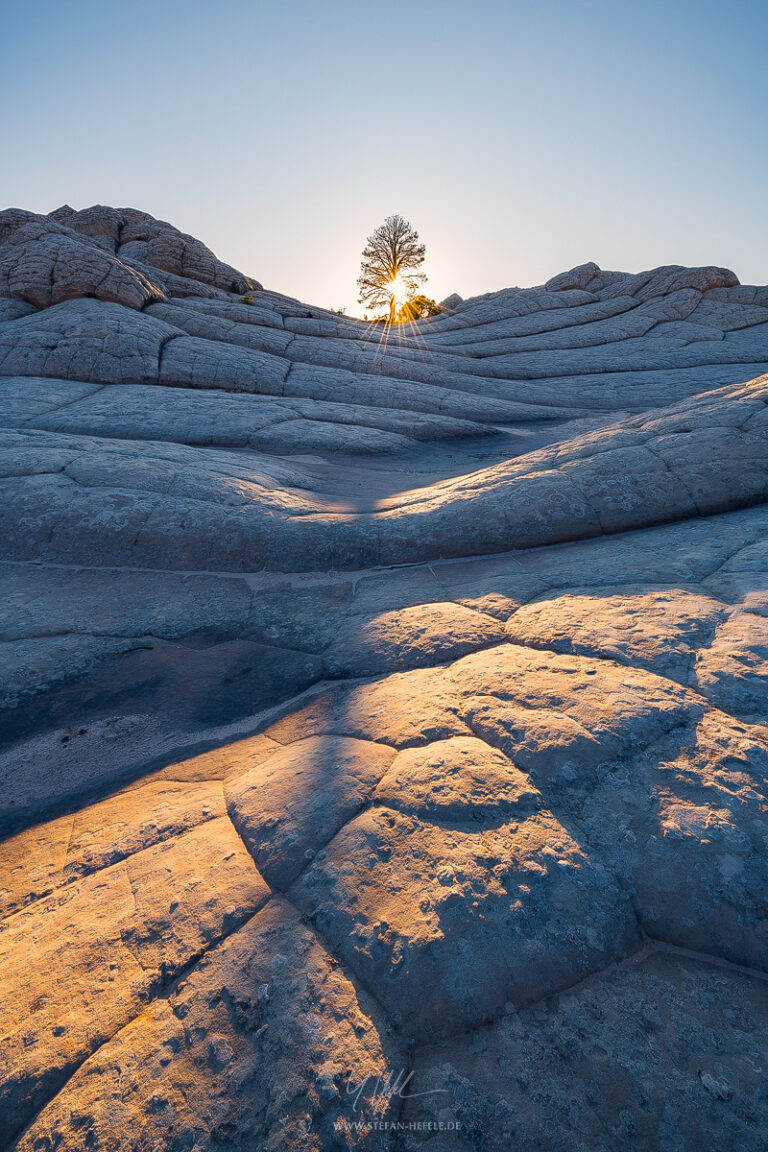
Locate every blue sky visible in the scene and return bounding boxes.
[3,0,767,313]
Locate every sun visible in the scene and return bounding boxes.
[387,274,409,307]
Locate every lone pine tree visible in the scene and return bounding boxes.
[357,214,426,322]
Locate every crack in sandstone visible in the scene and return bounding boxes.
[6,902,272,1149]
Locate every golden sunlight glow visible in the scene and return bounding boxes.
[387,274,409,306]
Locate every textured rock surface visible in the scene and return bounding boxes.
[15,900,402,1152]
[0,219,165,310]
[401,949,768,1151]
[2,211,768,1149]
[0,817,268,1144]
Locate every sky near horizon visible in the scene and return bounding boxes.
[2,0,767,315]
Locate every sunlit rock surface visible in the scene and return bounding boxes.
[2,205,768,1150]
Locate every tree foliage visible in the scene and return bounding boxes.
[398,294,442,321]
[357,214,426,321]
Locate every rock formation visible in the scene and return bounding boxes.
[2,206,768,1150]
